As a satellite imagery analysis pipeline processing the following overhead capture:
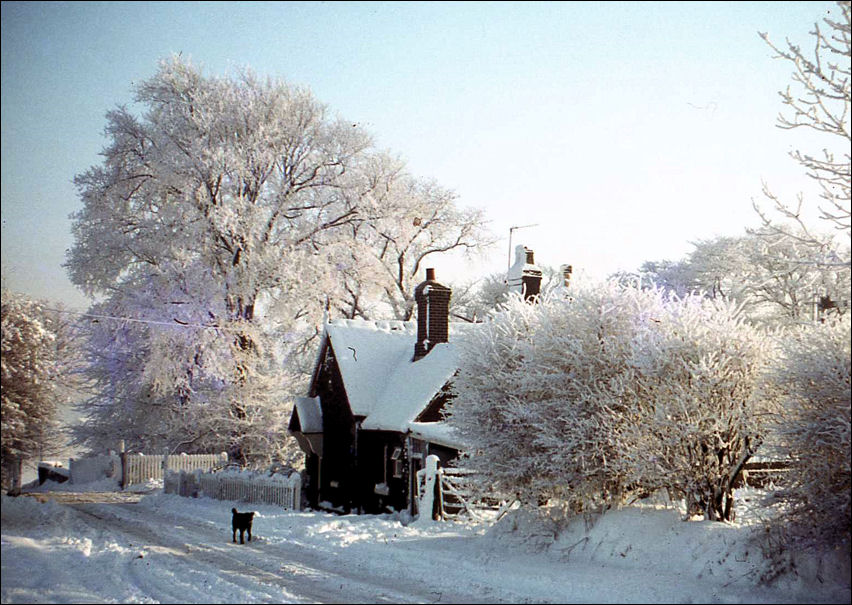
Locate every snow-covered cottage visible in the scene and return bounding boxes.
[289,249,548,515]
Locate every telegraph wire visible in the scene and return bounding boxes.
[41,306,245,332]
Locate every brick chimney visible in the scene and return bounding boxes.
[414,268,451,361]
[507,245,542,302]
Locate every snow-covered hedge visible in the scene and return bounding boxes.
[768,317,851,548]
[448,282,775,520]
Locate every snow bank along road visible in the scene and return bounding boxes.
[2,490,848,604]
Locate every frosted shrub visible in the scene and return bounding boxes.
[625,296,775,520]
[449,282,658,513]
[768,317,851,548]
[448,280,774,520]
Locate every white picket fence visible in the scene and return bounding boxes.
[165,469,301,510]
[122,452,229,487]
[70,451,228,487]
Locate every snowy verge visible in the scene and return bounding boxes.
[486,504,851,602]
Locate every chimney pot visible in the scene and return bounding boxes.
[426,268,436,281]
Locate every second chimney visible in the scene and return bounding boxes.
[508,245,543,302]
[414,268,451,361]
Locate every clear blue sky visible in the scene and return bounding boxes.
[1,1,840,308]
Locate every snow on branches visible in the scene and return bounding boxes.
[66,56,491,466]
[1,292,75,490]
[620,233,851,326]
[766,316,851,549]
[447,281,775,521]
[753,1,851,261]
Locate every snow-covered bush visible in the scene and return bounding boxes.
[767,317,851,549]
[448,283,632,513]
[623,295,775,520]
[448,280,774,520]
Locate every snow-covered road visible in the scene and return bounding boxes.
[2,488,849,604]
[61,500,480,604]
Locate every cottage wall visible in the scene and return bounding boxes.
[311,343,357,511]
[356,431,408,513]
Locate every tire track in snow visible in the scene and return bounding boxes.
[65,501,479,603]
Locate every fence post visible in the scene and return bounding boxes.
[292,472,302,510]
[120,451,128,490]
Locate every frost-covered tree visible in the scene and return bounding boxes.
[328,152,493,321]
[67,57,490,466]
[748,4,852,549]
[753,0,850,262]
[1,292,78,490]
[622,294,776,521]
[612,259,696,298]
[624,234,850,325]
[765,317,851,549]
[67,57,373,465]
[447,280,774,520]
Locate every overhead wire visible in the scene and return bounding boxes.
[41,306,240,332]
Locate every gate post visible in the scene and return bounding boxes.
[420,455,444,521]
[120,451,128,490]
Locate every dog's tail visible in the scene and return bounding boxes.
[232,508,238,514]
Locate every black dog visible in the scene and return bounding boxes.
[231,508,255,544]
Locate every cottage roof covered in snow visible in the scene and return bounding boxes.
[316,318,473,446]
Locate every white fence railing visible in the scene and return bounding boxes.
[165,469,301,510]
[69,451,228,488]
[122,452,229,488]
[123,454,163,486]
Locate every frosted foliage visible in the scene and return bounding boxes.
[769,317,851,548]
[451,265,571,323]
[66,56,372,466]
[622,233,850,326]
[1,292,67,489]
[328,152,492,321]
[623,295,775,520]
[72,298,302,468]
[448,281,774,520]
[66,57,488,466]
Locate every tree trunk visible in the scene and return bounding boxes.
[3,456,23,494]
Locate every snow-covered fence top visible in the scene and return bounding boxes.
[122,452,228,487]
[165,469,301,510]
[69,451,228,487]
